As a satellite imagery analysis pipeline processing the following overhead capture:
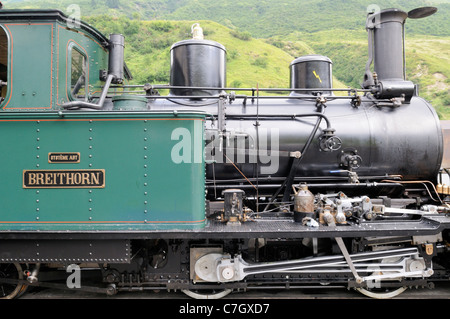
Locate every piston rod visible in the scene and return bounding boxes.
[194,247,426,283]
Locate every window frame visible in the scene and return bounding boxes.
[68,43,89,102]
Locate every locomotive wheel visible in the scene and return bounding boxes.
[0,263,27,299]
[354,255,408,299]
[355,286,407,299]
[182,288,232,299]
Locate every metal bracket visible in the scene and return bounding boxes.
[323,211,362,283]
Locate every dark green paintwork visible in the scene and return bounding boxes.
[0,11,207,231]
[0,111,207,230]
[112,95,148,110]
[0,10,109,110]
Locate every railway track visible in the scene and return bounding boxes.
[19,281,450,299]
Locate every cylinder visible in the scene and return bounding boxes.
[293,184,315,222]
[290,55,332,95]
[170,39,226,97]
[108,34,125,84]
[371,9,407,81]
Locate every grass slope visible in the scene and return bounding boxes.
[3,1,449,117]
[4,0,450,37]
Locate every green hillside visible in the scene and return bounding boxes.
[3,0,449,118]
[5,0,450,37]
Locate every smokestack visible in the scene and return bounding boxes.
[372,9,407,81]
[362,7,437,102]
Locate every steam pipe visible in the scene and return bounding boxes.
[61,74,114,110]
[226,113,332,130]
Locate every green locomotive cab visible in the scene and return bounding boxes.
[0,10,115,109]
[0,10,207,232]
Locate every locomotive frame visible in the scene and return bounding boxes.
[0,8,449,299]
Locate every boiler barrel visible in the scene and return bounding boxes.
[201,96,443,183]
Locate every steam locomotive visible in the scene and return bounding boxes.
[0,7,449,299]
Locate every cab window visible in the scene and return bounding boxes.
[70,47,87,101]
[0,26,8,103]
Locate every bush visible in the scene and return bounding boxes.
[252,57,268,68]
[230,30,252,41]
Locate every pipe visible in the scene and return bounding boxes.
[226,113,332,130]
[206,182,403,191]
[62,74,114,110]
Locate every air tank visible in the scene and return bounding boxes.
[170,35,226,97]
[290,55,332,95]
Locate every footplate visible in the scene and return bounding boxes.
[0,239,130,263]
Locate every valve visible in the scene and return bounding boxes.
[319,128,342,152]
[339,148,363,170]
